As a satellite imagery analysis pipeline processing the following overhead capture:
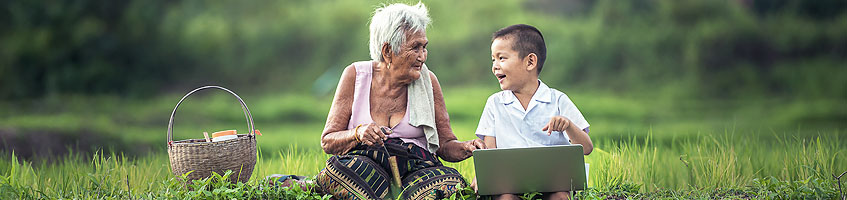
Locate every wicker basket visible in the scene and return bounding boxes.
[166,86,257,183]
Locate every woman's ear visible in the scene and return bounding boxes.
[525,53,538,72]
[381,42,393,63]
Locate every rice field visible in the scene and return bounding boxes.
[2,131,843,199]
[1,87,845,199]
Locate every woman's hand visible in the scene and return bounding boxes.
[437,138,486,162]
[459,138,486,158]
[429,71,488,162]
[354,123,389,146]
[542,115,571,135]
[465,138,486,152]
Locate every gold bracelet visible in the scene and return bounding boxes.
[353,124,364,143]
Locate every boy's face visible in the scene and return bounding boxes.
[491,37,535,91]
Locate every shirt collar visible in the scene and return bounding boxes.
[499,80,552,104]
[534,80,552,103]
[499,92,516,105]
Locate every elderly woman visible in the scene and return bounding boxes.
[315,2,485,199]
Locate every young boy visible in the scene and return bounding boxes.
[474,24,593,200]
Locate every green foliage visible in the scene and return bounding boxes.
[2,130,845,199]
[569,177,841,199]
[2,0,846,193]
[746,176,838,199]
[0,0,180,98]
[0,151,332,199]
[519,191,542,200]
[1,0,845,100]
[155,170,331,200]
[445,183,478,200]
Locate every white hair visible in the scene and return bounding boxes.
[368,2,431,62]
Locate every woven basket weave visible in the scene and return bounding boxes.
[166,86,257,183]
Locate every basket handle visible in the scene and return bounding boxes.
[167,85,255,144]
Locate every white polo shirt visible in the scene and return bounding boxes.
[475,80,590,149]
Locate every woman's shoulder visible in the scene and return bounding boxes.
[339,61,375,81]
[349,61,375,73]
[350,60,373,66]
[339,62,370,86]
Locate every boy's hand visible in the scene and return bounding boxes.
[542,116,570,135]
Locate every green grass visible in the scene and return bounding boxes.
[1,87,846,199]
[2,131,844,199]
[0,147,333,199]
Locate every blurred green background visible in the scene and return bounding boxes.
[0,0,845,160]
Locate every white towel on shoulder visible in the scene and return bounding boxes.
[407,64,440,153]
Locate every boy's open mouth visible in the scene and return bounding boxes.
[495,73,506,82]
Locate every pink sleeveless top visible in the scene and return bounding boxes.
[346,61,428,150]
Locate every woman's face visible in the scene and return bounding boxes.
[389,30,428,81]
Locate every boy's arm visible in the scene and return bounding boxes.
[543,116,593,155]
[565,122,592,155]
[483,136,497,149]
[552,93,592,155]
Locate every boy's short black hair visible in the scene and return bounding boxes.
[492,24,547,74]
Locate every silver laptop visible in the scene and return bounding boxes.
[473,144,586,195]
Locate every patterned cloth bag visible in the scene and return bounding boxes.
[317,139,466,199]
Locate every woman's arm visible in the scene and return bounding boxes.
[429,72,485,162]
[320,65,360,155]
